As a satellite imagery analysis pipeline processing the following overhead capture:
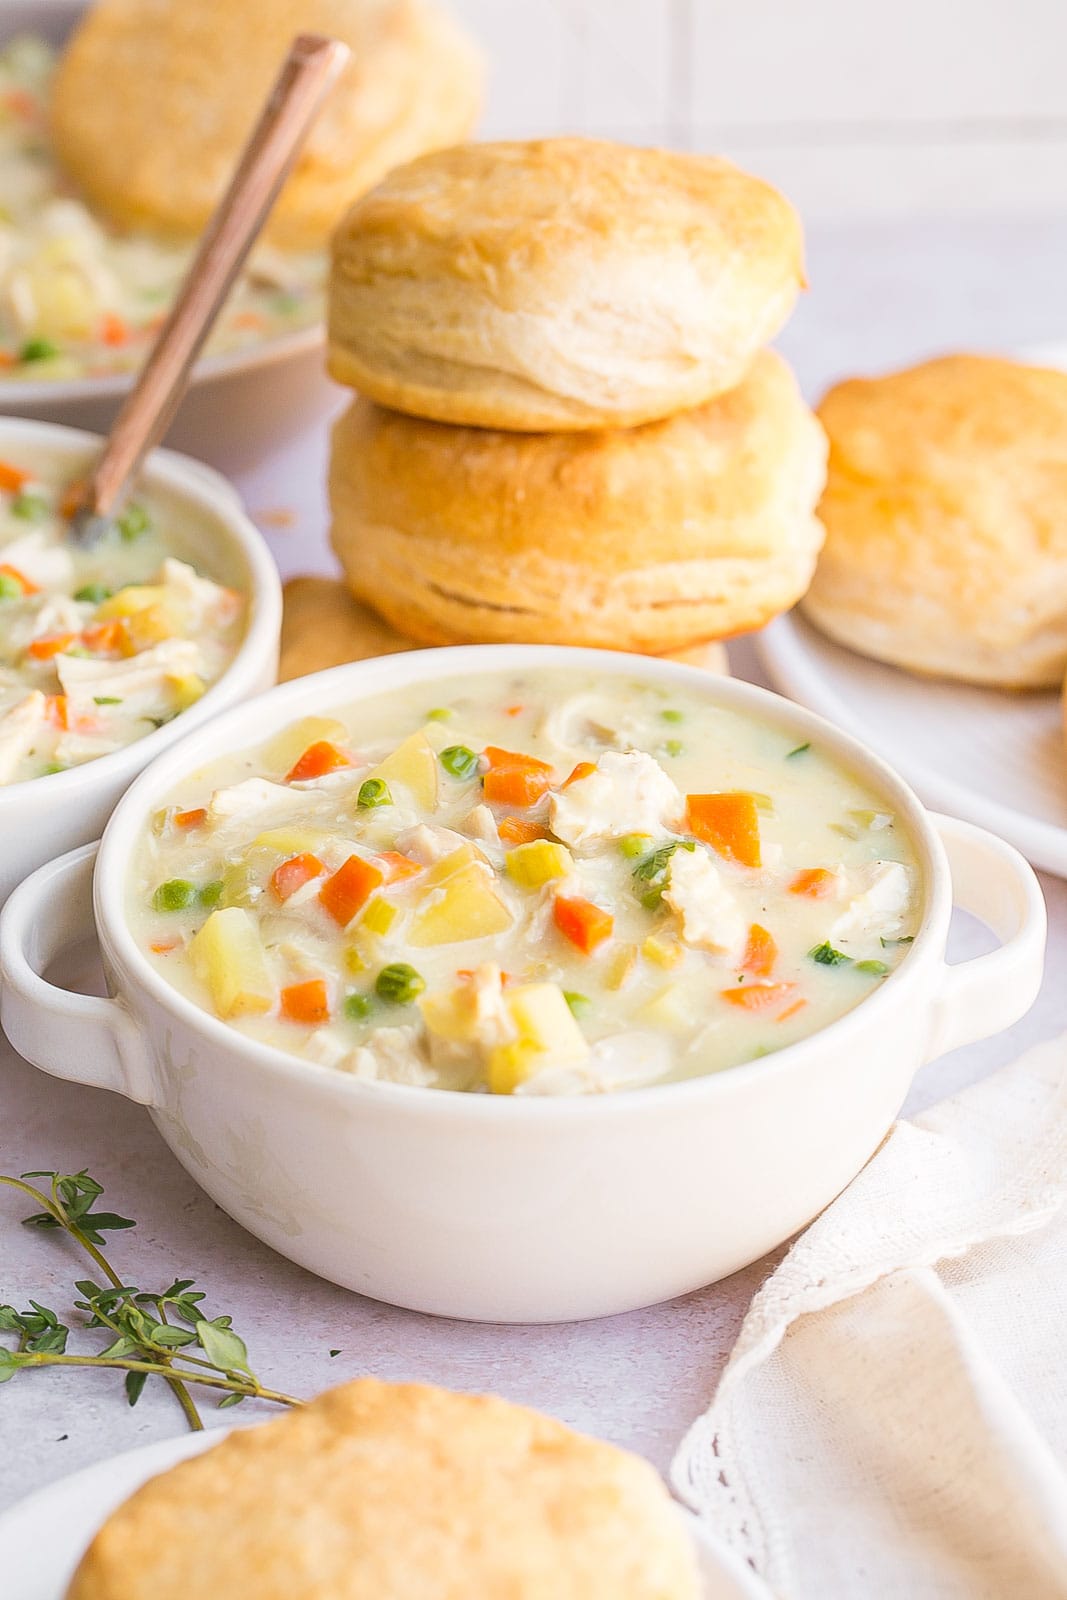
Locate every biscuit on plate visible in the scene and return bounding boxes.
[804,354,1067,688]
[51,0,484,251]
[281,575,731,678]
[329,137,804,430]
[330,348,826,652]
[66,1379,701,1598]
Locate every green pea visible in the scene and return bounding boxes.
[152,879,196,912]
[439,745,479,780]
[19,337,59,363]
[425,707,453,722]
[344,993,372,1020]
[660,709,684,724]
[11,492,48,522]
[198,881,224,909]
[664,739,684,758]
[0,572,22,601]
[74,583,112,604]
[563,991,591,1017]
[375,963,426,1005]
[116,502,151,542]
[357,777,392,809]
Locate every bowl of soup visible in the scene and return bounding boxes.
[0,414,280,903]
[0,4,332,470]
[0,646,1045,1321]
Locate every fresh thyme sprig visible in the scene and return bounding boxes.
[0,1169,302,1430]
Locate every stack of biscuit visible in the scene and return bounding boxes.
[323,137,828,670]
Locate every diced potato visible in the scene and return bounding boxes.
[125,604,180,651]
[638,984,696,1030]
[605,943,638,990]
[251,826,338,857]
[505,841,573,889]
[642,932,683,969]
[487,983,589,1094]
[422,842,487,887]
[409,863,512,946]
[487,1040,546,1096]
[368,731,438,810]
[189,908,273,1018]
[167,671,206,710]
[263,717,350,774]
[361,896,398,937]
[97,584,171,620]
[419,985,481,1044]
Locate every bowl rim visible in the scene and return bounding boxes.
[93,643,952,1119]
[0,413,281,806]
[0,0,325,409]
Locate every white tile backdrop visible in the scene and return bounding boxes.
[449,0,1067,218]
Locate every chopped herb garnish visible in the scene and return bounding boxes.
[357,777,391,809]
[660,709,684,724]
[74,584,112,605]
[271,291,303,315]
[375,964,426,1005]
[11,492,47,522]
[19,337,58,363]
[786,742,811,759]
[343,993,372,1021]
[93,696,122,706]
[439,745,479,780]
[809,941,852,967]
[0,573,22,601]
[116,503,151,542]
[880,935,914,948]
[152,879,196,912]
[632,839,695,882]
[41,762,66,776]
[855,959,889,975]
[563,991,591,1017]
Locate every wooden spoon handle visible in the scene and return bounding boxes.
[82,32,349,518]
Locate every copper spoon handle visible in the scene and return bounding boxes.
[78,32,348,522]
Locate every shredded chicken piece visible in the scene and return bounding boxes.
[0,690,46,782]
[663,846,745,957]
[549,750,681,849]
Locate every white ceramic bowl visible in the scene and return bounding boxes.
[0,1,334,474]
[0,646,1046,1323]
[0,415,281,905]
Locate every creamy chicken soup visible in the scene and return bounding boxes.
[0,38,322,381]
[131,671,922,1096]
[0,455,244,782]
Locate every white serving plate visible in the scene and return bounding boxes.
[756,611,1067,878]
[0,1424,763,1598]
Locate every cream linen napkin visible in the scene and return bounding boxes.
[671,1035,1067,1600]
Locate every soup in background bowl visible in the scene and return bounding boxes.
[0,647,1045,1320]
[131,668,922,1095]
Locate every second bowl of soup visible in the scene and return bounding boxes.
[0,647,1046,1320]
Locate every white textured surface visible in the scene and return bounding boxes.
[2,219,1067,1516]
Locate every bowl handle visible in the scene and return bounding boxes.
[927,812,1046,1058]
[0,843,156,1105]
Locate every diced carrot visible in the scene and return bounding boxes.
[285,740,351,783]
[99,312,129,347]
[150,939,180,955]
[0,462,28,493]
[743,923,778,978]
[27,632,76,661]
[0,353,15,370]
[789,867,839,899]
[4,90,38,122]
[270,852,325,902]
[173,807,207,831]
[720,981,798,1014]
[483,746,555,808]
[685,793,762,868]
[497,816,547,846]
[776,998,808,1024]
[279,978,330,1024]
[0,564,38,596]
[505,704,524,717]
[376,850,424,882]
[319,854,383,926]
[232,310,266,331]
[553,894,614,954]
[45,695,68,731]
[81,620,127,655]
[59,479,87,520]
[563,760,596,788]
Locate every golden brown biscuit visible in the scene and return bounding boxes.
[805,354,1067,688]
[67,1379,702,1599]
[51,0,484,251]
[329,137,804,430]
[281,575,732,678]
[330,349,826,652]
